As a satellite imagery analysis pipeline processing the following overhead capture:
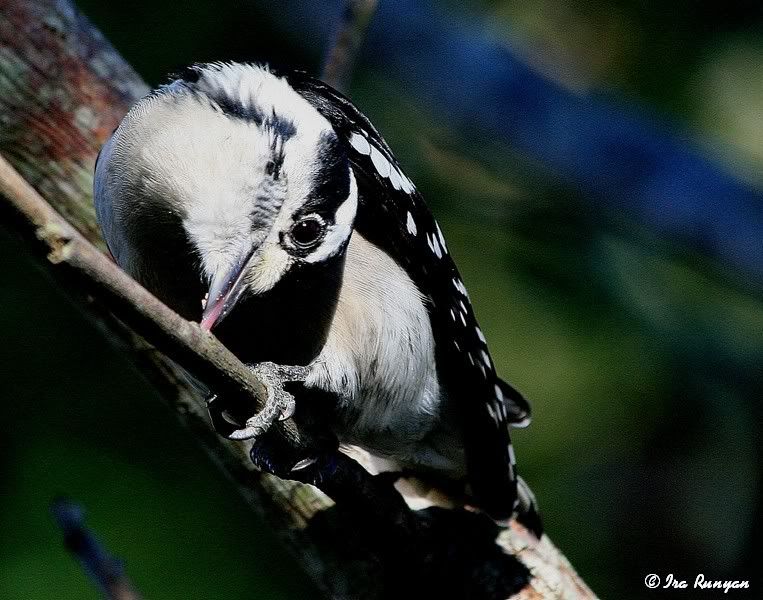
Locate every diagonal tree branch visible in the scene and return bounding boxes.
[0,1,596,598]
[51,498,143,600]
[322,0,378,92]
[0,149,309,449]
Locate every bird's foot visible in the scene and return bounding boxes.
[206,362,309,440]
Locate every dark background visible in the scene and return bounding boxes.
[1,1,760,598]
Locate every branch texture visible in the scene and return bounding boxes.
[0,1,595,598]
[0,150,309,447]
[322,0,378,92]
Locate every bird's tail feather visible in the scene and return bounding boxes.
[515,476,543,537]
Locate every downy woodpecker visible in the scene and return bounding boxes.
[94,62,541,534]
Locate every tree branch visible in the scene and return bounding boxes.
[0,1,596,597]
[51,498,143,600]
[0,150,311,450]
[321,0,378,91]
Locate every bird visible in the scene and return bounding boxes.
[94,62,541,535]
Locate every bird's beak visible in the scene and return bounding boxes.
[200,249,255,331]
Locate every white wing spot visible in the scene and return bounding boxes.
[494,383,504,401]
[480,350,491,368]
[459,311,466,326]
[486,402,499,423]
[429,233,443,259]
[476,327,486,344]
[389,167,404,190]
[349,132,371,155]
[406,211,417,235]
[435,222,447,253]
[449,308,456,321]
[369,145,391,177]
[508,444,517,465]
[453,278,470,299]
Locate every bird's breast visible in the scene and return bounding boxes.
[305,233,442,453]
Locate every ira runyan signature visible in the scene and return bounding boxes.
[647,573,750,593]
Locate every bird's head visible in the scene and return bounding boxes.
[95,64,357,357]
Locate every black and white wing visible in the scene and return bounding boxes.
[286,71,534,523]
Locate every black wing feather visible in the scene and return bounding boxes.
[286,70,530,519]
[497,378,532,428]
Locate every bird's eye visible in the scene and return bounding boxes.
[290,215,325,248]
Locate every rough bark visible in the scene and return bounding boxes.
[322,0,379,92]
[0,1,596,598]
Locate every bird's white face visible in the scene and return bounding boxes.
[96,65,358,330]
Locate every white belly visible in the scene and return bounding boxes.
[305,232,458,471]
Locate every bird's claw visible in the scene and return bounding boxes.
[225,362,309,441]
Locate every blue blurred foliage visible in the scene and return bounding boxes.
[286,0,763,282]
[1,1,760,598]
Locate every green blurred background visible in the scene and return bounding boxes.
[1,1,760,598]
